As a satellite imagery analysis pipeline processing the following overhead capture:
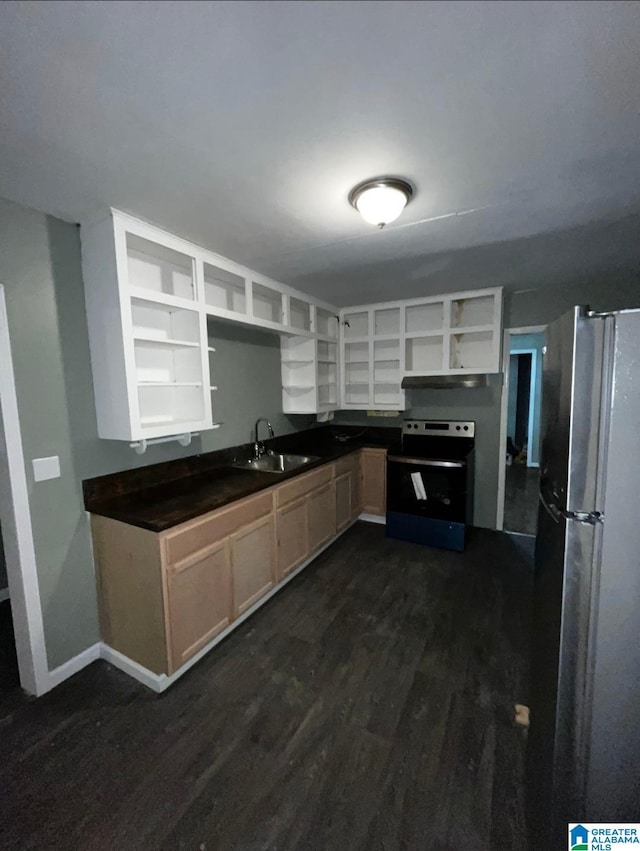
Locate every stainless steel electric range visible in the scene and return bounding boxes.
[386,419,475,552]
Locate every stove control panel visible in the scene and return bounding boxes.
[402,419,475,438]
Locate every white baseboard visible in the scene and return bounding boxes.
[101,524,357,693]
[99,644,167,692]
[47,642,101,690]
[49,519,361,695]
[0,587,9,604]
[359,513,386,525]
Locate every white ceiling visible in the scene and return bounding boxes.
[1,0,640,306]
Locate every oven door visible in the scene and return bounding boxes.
[386,455,468,522]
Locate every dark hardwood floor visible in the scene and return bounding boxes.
[0,523,532,851]
[504,464,539,535]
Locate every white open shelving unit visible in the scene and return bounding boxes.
[82,210,504,435]
[280,311,339,414]
[341,304,406,411]
[81,209,341,442]
[340,288,502,410]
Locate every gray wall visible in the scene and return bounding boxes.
[0,196,311,669]
[336,275,640,530]
[201,320,315,452]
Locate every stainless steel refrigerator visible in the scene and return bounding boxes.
[527,305,640,849]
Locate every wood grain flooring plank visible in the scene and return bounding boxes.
[0,524,532,851]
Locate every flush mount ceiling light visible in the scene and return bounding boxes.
[349,177,414,229]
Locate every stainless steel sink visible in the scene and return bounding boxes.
[233,452,320,474]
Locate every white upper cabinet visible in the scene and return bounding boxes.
[82,212,212,442]
[340,305,406,411]
[404,287,502,375]
[81,210,340,440]
[280,306,340,415]
[339,287,502,410]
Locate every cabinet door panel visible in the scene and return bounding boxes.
[277,496,309,579]
[167,541,231,672]
[350,453,362,519]
[308,482,337,553]
[361,449,387,516]
[335,472,352,533]
[231,515,276,617]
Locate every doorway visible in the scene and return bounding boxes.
[497,326,546,535]
[0,284,49,695]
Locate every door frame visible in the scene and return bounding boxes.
[0,284,49,694]
[496,324,546,532]
[509,347,539,468]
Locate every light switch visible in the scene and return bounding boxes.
[32,456,61,482]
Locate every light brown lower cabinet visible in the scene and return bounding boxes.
[360,447,387,516]
[335,472,352,533]
[308,481,337,552]
[92,451,362,679]
[230,514,276,617]
[277,496,308,579]
[167,541,232,671]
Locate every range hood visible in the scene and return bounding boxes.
[401,374,488,390]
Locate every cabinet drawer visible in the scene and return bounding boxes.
[276,463,333,507]
[163,491,273,565]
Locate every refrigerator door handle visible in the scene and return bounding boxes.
[539,488,604,526]
[539,488,563,524]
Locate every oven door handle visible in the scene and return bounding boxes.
[387,455,465,469]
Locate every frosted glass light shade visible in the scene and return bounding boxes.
[349,178,413,228]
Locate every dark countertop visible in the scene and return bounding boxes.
[84,426,400,533]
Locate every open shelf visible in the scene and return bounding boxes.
[126,233,195,301]
[134,338,203,385]
[451,295,495,329]
[252,282,283,325]
[204,262,246,315]
[374,307,400,336]
[289,297,311,332]
[138,384,205,429]
[316,308,338,339]
[343,311,369,338]
[405,335,444,372]
[450,330,494,370]
[406,301,444,334]
[131,298,200,344]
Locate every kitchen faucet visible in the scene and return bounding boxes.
[254,417,275,459]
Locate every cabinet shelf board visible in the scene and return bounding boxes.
[449,323,494,334]
[283,385,315,393]
[282,359,314,367]
[133,334,200,348]
[137,381,203,387]
[404,330,446,339]
[129,287,199,312]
